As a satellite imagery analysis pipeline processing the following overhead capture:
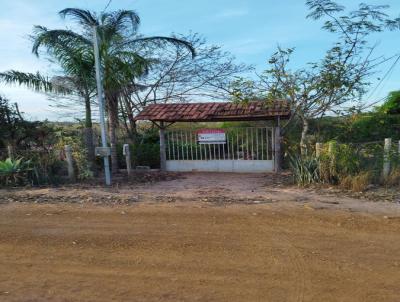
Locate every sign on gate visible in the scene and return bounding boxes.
[197,129,226,144]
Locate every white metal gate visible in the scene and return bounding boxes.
[165,127,275,173]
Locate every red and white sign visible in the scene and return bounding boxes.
[197,129,226,144]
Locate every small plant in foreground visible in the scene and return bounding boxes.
[288,153,321,186]
[0,157,32,186]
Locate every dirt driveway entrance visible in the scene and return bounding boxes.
[0,173,400,301]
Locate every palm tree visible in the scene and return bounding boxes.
[52,8,195,173]
[2,8,195,174]
[31,25,97,164]
[0,28,97,166]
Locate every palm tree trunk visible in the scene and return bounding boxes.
[83,95,95,168]
[122,97,138,143]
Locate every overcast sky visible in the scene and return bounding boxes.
[0,0,399,121]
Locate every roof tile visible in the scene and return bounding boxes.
[134,100,290,122]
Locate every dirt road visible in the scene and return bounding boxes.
[1,202,400,302]
[1,173,400,301]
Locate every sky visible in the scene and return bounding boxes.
[0,0,399,121]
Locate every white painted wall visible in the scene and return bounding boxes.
[166,160,274,173]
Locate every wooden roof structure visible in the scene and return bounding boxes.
[134,100,290,123]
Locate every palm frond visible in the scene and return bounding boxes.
[109,10,140,32]
[0,70,71,94]
[59,8,98,27]
[32,26,91,56]
[125,36,196,58]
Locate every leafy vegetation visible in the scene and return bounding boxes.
[0,1,399,191]
[288,154,321,186]
[231,1,400,154]
[0,158,32,186]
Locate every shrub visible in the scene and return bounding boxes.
[288,153,321,186]
[0,158,32,186]
[55,132,93,180]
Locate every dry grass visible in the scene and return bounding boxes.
[340,171,372,192]
[385,168,400,187]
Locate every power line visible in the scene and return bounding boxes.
[102,0,113,13]
[366,53,400,101]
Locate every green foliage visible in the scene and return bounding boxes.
[117,127,161,169]
[229,78,262,103]
[27,150,65,185]
[288,111,400,146]
[318,142,362,183]
[132,143,160,168]
[288,140,392,190]
[0,158,32,186]
[132,127,160,168]
[0,70,68,94]
[56,132,93,180]
[378,90,400,114]
[288,153,321,186]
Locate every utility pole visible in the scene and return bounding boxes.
[93,25,111,186]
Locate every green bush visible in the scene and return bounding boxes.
[56,131,93,180]
[118,127,160,169]
[0,158,32,186]
[288,153,321,186]
[289,140,392,191]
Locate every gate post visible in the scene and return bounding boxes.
[159,122,167,171]
[274,126,281,172]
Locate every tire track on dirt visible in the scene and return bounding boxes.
[260,221,312,302]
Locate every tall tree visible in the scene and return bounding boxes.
[51,8,195,173]
[231,1,400,154]
[32,25,97,164]
[121,33,250,139]
[0,28,97,165]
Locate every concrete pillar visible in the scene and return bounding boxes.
[383,138,392,179]
[315,143,323,158]
[123,144,132,176]
[64,145,75,181]
[159,122,167,171]
[7,144,13,160]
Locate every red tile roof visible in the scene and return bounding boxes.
[134,100,290,122]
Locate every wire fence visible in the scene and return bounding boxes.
[315,138,400,179]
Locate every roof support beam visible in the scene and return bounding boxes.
[151,120,175,129]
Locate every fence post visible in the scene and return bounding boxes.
[315,143,323,158]
[159,122,167,172]
[383,138,392,179]
[328,141,336,155]
[7,144,13,160]
[123,144,132,176]
[64,145,75,181]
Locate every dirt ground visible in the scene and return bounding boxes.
[1,172,400,302]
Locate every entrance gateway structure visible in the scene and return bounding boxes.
[134,100,290,173]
